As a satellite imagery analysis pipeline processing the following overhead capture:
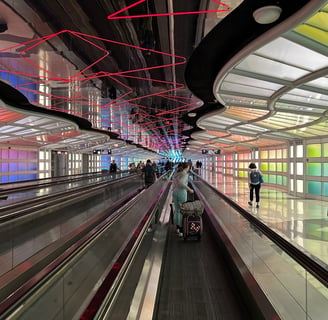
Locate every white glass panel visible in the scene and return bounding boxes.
[296,145,303,158]
[290,179,294,192]
[15,116,41,124]
[209,115,239,125]
[290,162,294,175]
[220,82,275,97]
[236,55,309,81]
[308,77,328,90]
[0,125,22,133]
[237,124,266,132]
[275,102,324,114]
[13,129,39,135]
[223,74,282,91]
[297,162,303,175]
[282,88,328,107]
[220,94,267,107]
[255,37,328,71]
[40,162,45,170]
[296,180,304,193]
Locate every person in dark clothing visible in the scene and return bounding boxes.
[109,160,118,172]
[142,159,156,187]
[248,162,263,208]
[165,160,172,172]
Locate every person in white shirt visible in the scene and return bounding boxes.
[172,162,194,237]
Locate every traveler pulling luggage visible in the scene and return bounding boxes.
[180,200,204,240]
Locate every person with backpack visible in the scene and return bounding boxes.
[248,162,263,208]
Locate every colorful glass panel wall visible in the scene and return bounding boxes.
[0,146,38,182]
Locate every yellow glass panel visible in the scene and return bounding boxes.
[277,149,282,158]
[295,24,328,46]
[307,12,328,30]
[269,150,276,159]
[260,150,268,159]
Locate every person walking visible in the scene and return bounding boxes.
[248,162,263,208]
[142,159,156,188]
[172,162,194,237]
[109,160,118,172]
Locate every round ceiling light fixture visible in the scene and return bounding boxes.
[253,5,282,24]
[188,112,197,117]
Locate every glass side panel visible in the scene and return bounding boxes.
[236,55,309,81]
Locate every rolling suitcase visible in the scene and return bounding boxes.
[180,200,204,241]
[182,213,202,240]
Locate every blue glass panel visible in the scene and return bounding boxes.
[9,163,17,171]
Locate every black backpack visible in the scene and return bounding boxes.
[250,170,260,184]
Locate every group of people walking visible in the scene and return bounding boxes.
[110,159,263,222]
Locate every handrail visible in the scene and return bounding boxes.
[80,178,171,319]
[0,174,136,222]
[0,170,102,187]
[0,170,131,196]
[192,175,328,288]
[0,186,143,317]
[0,174,170,319]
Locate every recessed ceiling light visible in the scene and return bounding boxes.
[188,112,197,117]
[253,5,282,24]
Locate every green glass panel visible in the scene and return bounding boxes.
[324,163,328,177]
[260,163,268,171]
[283,176,287,186]
[262,174,268,183]
[269,162,276,171]
[324,183,328,197]
[283,163,287,172]
[269,174,276,184]
[276,163,282,172]
[306,144,321,157]
[276,175,283,185]
[238,171,248,178]
[307,181,321,195]
[324,143,328,157]
[307,163,321,176]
